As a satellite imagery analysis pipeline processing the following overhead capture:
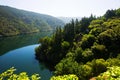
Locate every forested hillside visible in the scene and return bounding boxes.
[0,6,64,36]
[35,8,120,79]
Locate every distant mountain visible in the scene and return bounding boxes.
[0,5,64,36]
[58,17,81,23]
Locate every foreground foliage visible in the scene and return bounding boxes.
[96,66,120,80]
[0,67,40,80]
[50,74,78,80]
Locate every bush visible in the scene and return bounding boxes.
[96,66,120,80]
[0,67,40,80]
[50,74,78,80]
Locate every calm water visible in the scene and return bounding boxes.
[0,32,53,80]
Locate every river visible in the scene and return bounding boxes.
[0,32,53,80]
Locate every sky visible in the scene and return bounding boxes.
[0,0,120,17]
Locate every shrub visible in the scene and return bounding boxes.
[96,66,120,80]
[50,74,78,80]
[0,67,40,80]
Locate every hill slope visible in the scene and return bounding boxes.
[0,6,64,36]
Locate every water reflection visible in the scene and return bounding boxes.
[0,31,53,55]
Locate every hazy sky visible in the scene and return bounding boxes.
[0,0,120,17]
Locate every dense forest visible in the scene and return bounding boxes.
[35,8,120,79]
[0,6,64,37]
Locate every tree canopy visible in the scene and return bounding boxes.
[35,8,120,80]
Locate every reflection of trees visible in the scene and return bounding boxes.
[0,31,53,55]
[37,59,54,80]
[37,60,55,71]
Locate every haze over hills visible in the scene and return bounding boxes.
[58,17,81,23]
[0,5,65,37]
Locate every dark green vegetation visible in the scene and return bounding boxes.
[0,5,64,36]
[36,8,120,79]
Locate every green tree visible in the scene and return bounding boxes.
[104,9,116,19]
[91,44,108,59]
[55,57,79,75]
[82,48,93,63]
[80,34,95,50]
[90,59,108,77]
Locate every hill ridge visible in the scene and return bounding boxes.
[0,5,64,36]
